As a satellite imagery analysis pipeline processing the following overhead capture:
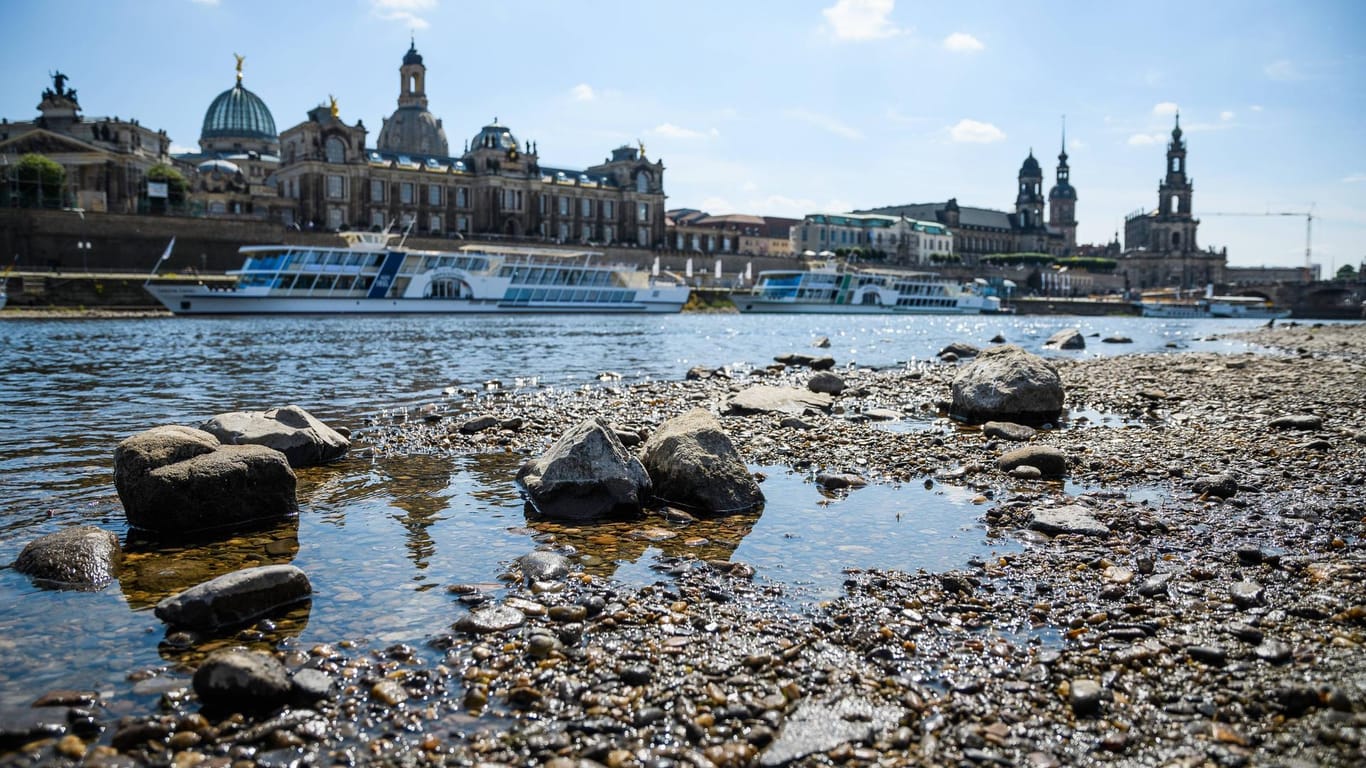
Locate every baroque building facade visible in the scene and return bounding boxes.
[860,140,1076,265]
[274,43,668,246]
[0,72,172,213]
[1122,115,1227,289]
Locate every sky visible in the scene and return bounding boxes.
[3,0,1364,271]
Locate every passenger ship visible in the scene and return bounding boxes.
[731,262,1002,314]
[1137,287,1291,319]
[145,232,690,315]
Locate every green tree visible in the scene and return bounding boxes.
[145,164,188,210]
[1335,263,1358,280]
[14,153,66,209]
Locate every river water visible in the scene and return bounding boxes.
[0,313,1277,724]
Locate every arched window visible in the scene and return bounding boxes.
[635,172,649,193]
[1169,196,1179,214]
[325,136,345,164]
[1172,231,1181,248]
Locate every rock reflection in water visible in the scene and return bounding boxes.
[118,516,301,610]
[524,509,761,580]
[157,601,312,668]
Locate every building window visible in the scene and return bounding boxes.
[400,183,414,204]
[637,226,649,246]
[581,198,592,217]
[503,189,522,210]
[371,210,385,229]
[428,185,442,206]
[559,196,570,216]
[539,195,547,214]
[429,213,442,233]
[582,224,592,242]
[635,173,648,193]
[457,216,468,232]
[370,179,385,202]
[327,207,343,230]
[603,200,614,218]
[326,175,344,199]
[325,137,345,164]
[604,225,614,244]
[637,202,649,221]
[456,187,469,208]
[558,222,570,242]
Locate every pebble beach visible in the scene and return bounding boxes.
[3,322,1363,767]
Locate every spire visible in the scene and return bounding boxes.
[1059,115,1068,160]
[1172,111,1183,140]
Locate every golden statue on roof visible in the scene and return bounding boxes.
[234,53,245,82]
[637,139,647,159]
[329,94,339,119]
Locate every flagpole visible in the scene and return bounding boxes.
[145,237,175,286]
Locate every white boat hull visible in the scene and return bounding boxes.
[147,284,688,315]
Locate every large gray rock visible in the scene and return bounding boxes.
[983,421,1037,442]
[1029,505,1109,537]
[807,371,846,395]
[725,386,833,416]
[950,345,1064,424]
[774,353,835,370]
[641,409,764,515]
[155,564,312,630]
[200,405,349,467]
[998,445,1069,478]
[760,696,901,767]
[13,526,121,589]
[1044,328,1086,350]
[517,418,652,520]
[114,426,297,535]
[193,649,292,712]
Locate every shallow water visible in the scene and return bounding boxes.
[0,313,1276,723]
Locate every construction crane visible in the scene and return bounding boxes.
[1202,206,1315,276]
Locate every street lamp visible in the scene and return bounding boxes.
[77,241,92,273]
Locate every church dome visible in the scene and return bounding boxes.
[1049,182,1076,200]
[403,41,423,66]
[1019,152,1041,177]
[202,82,277,144]
[470,122,518,152]
[377,107,449,156]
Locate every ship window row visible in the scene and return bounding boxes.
[419,254,490,271]
[895,297,955,307]
[503,288,634,304]
[239,273,376,293]
[498,267,614,287]
[243,250,386,271]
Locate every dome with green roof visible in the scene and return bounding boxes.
[199,57,279,154]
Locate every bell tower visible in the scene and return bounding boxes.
[1150,113,1198,253]
[1048,118,1078,248]
[1015,150,1044,230]
[398,38,428,110]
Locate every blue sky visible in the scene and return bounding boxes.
[4,0,1363,270]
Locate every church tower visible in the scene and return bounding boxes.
[1150,113,1197,253]
[376,39,448,157]
[1015,150,1045,230]
[1048,121,1077,249]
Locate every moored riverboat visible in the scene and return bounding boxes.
[145,232,690,315]
[1138,289,1291,319]
[730,261,1001,314]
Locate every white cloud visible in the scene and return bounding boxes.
[570,84,595,102]
[169,143,198,155]
[1343,173,1366,184]
[1127,133,1162,146]
[821,0,901,41]
[1250,105,1264,112]
[1264,59,1300,81]
[371,0,436,29]
[1152,102,1179,116]
[1220,110,1235,121]
[650,123,717,140]
[942,32,983,53]
[949,119,1005,144]
[786,109,863,140]
[1068,137,1087,151]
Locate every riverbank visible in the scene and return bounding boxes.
[3,323,1362,766]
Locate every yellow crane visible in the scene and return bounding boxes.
[1202,206,1315,276]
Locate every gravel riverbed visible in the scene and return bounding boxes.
[4,323,1363,767]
